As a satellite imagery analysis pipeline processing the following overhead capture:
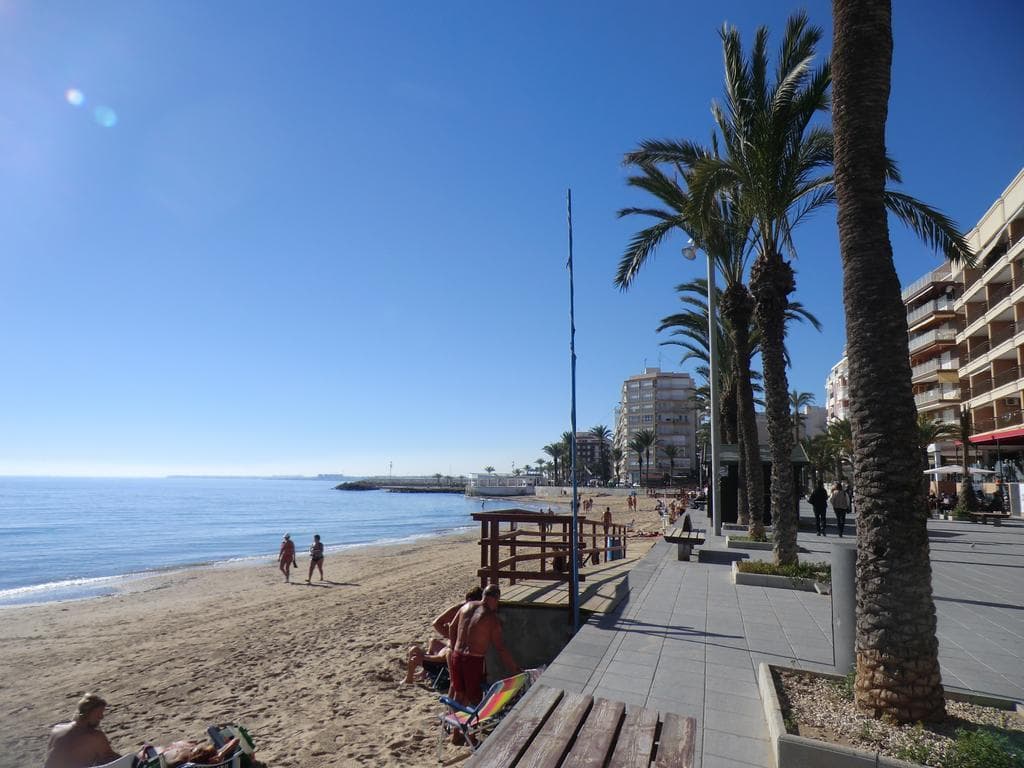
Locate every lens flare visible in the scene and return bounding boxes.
[93,106,118,128]
[65,88,85,107]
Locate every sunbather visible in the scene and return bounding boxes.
[404,586,482,685]
[450,584,519,707]
[44,693,121,768]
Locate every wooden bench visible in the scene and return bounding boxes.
[968,511,1010,526]
[663,527,706,561]
[466,684,695,767]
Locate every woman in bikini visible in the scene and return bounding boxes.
[306,534,324,583]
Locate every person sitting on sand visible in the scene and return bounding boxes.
[44,693,121,768]
[306,534,324,583]
[403,586,483,685]
[450,584,519,707]
[278,533,297,582]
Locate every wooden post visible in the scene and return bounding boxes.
[489,518,500,587]
[540,521,547,575]
[480,519,488,590]
[510,524,517,585]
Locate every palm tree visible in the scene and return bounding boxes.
[917,415,958,472]
[590,424,612,482]
[543,444,562,485]
[433,473,443,486]
[635,429,657,487]
[801,433,835,486]
[790,391,816,444]
[627,436,645,488]
[833,0,972,722]
[825,419,854,480]
[610,446,624,484]
[484,466,495,475]
[632,13,969,565]
[663,445,679,486]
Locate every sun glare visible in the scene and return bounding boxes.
[65,88,85,107]
[93,106,118,128]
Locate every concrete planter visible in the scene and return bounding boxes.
[731,561,817,592]
[758,663,1024,768]
[725,535,774,551]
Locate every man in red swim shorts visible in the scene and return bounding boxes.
[450,584,520,707]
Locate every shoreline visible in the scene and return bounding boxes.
[1,492,662,767]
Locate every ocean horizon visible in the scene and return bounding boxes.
[0,476,539,607]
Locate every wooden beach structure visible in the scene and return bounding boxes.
[472,509,634,618]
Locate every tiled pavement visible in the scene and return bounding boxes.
[532,506,1024,768]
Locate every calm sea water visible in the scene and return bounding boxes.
[0,477,524,607]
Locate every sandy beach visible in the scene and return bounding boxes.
[0,492,665,767]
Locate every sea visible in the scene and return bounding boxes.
[0,476,532,608]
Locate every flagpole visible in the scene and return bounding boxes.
[567,188,580,632]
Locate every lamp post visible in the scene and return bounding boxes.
[683,239,722,536]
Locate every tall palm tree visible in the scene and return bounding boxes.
[543,444,562,486]
[833,0,971,722]
[663,444,679,486]
[484,466,495,474]
[590,424,612,482]
[790,390,817,443]
[801,433,835,486]
[610,446,624,484]
[627,436,645,488]
[631,12,970,566]
[916,415,958,472]
[825,418,854,480]
[635,429,657,487]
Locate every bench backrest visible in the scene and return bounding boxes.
[682,513,692,532]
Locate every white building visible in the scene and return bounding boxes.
[825,354,850,423]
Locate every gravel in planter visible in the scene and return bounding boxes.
[774,668,1024,767]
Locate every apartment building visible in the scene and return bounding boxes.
[613,368,697,484]
[952,169,1024,463]
[825,355,850,422]
[903,263,961,425]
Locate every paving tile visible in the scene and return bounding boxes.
[704,689,766,718]
[703,728,771,766]
[703,706,769,739]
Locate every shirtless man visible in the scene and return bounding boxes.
[44,693,121,768]
[450,584,519,706]
[278,533,297,582]
[403,586,482,685]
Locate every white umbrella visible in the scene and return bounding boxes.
[923,465,963,475]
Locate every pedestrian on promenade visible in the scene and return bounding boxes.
[808,481,829,536]
[829,483,850,538]
[306,534,324,583]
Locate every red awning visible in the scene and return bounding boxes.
[969,425,1024,445]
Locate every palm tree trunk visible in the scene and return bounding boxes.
[723,286,765,537]
[833,0,944,722]
[750,254,797,563]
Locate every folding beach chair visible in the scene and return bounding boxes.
[423,658,450,692]
[436,671,533,761]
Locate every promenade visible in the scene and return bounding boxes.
[530,506,1024,768]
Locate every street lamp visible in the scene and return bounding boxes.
[683,239,723,536]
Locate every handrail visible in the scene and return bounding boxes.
[472,511,629,617]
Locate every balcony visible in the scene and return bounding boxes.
[905,298,956,328]
[914,388,961,407]
[992,366,1022,389]
[990,324,1016,347]
[972,378,993,397]
[962,339,991,364]
[972,410,1024,435]
[988,282,1013,307]
[908,328,957,354]
[901,264,952,301]
[910,357,959,380]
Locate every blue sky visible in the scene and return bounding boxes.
[1,1,1022,477]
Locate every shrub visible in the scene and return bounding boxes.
[945,728,1024,768]
[892,724,935,764]
[736,560,831,582]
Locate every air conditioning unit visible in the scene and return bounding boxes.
[1004,397,1020,406]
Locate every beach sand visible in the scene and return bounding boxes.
[0,492,668,767]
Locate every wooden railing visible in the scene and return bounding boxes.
[471,510,629,616]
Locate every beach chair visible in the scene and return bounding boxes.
[423,658,450,692]
[436,671,533,761]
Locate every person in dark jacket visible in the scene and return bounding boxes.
[808,481,829,536]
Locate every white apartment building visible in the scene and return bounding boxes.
[825,355,850,422]
[903,263,961,425]
[613,368,697,485]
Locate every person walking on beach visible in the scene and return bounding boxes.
[306,534,324,583]
[808,482,829,536]
[450,584,519,707]
[829,482,850,538]
[44,693,121,768]
[278,533,297,582]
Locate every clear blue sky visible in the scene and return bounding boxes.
[1,1,1022,477]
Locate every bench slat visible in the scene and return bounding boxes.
[607,707,659,768]
[515,692,593,768]
[466,685,563,767]
[561,698,625,768]
[653,713,696,768]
